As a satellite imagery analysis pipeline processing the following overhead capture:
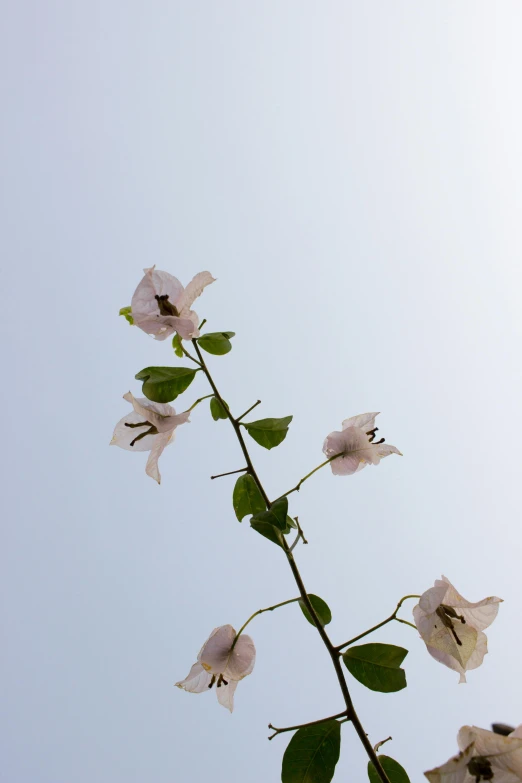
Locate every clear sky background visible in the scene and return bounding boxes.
[2,2,522,781]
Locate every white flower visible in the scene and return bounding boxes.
[413,576,502,683]
[131,267,215,340]
[322,412,401,475]
[175,625,256,712]
[110,392,190,483]
[425,726,522,782]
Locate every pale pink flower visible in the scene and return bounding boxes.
[413,576,502,683]
[110,392,190,483]
[131,267,215,340]
[425,725,522,782]
[176,625,256,713]
[322,412,401,475]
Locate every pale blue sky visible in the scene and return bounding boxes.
[2,2,522,781]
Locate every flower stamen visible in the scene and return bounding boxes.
[128,424,159,447]
[366,427,379,442]
[435,605,466,646]
[155,294,179,317]
[467,756,494,782]
[207,674,216,689]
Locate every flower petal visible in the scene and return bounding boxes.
[198,625,236,674]
[439,576,503,631]
[175,661,213,693]
[131,267,184,320]
[418,584,448,615]
[123,392,190,433]
[458,727,522,778]
[424,743,474,783]
[342,412,380,431]
[145,430,174,484]
[110,412,158,452]
[216,679,238,712]
[177,271,215,315]
[224,634,256,681]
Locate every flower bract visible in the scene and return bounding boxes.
[322,412,401,475]
[131,267,215,340]
[425,725,522,782]
[413,576,502,682]
[175,625,256,712]
[110,391,190,483]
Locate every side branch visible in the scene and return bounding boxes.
[268,711,348,740]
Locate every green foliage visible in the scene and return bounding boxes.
[210,396,229,420]
[342,643,408,693]
[172,333,183,357]
[233,474,266,521]
[119,306,134,325]
[251,497,288,531]
[299,595,332,627]
[250,519,284,548]
[242,416,293,449]
[368,756,410,783]
[197,331,235,355]
[281,720,341,783]
[135,366,198,403]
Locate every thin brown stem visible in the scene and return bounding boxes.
[237,400,261,422]
[210,467,248,480]
[268,711,347,740]
[191,340,391,783]
[336,595,420,651]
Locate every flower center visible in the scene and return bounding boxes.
[155,294,179,317]
[467,756,494,782]
[434,604,466,646]
[207,673,229,689]
[124,420,159,447]
[366,427,385,445]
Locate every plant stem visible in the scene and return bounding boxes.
[181,343,202,366]
[191,339,392,783]
[210,467,248,480]
[232,597,302,650]
[187,394,214,412]
[336,595,421,651]
[268,711,348,740]
[236,400,262,422]
[275,456,342,501]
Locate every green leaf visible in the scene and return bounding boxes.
[250,519,284,548]
[233,474,266,521]
[368,756,410,783]
[342,644,408,693]
[172,333,183,358]
[242,416,293,450]
[250,497,288,531]
[299,594,332,627]
[119,306,134,325]
[210,396,229,420]
[197,331,235,355]
[281,720,341,783]
[284,515,297,530]
[135,366,198,403]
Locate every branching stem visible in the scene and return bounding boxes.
[191,339,392,783]
[210,467,248,480]
[237,400,262,422]
[268,711,348,740]
[232,598,302,650]
[336,595,420,651]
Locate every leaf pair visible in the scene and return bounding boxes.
[281,722,410,783]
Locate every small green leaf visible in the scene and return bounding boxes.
[242,416,293,450]
[250,497,288,531]
[210,396,229,420]
[172,333,183,357]
[135,366,198,403]
[233,474,266,521]
[119,306,134,325]
[368,756,410,783]
[299,594,332,627]
[342,643,408,693]
[250,519,284,548]
[197,331,235,355]
[281,720,341,783]
[284,515,297,530]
